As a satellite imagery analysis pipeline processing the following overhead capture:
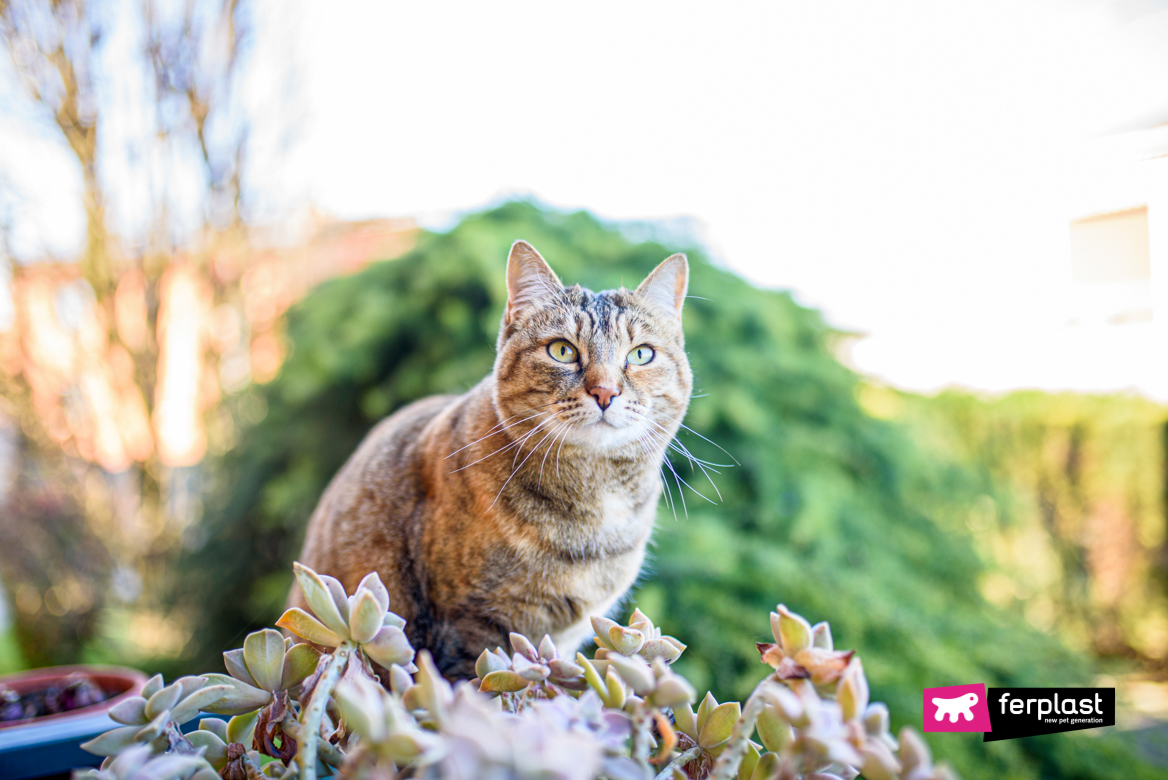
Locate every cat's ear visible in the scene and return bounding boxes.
[635,254,688,324]
[505,240,562,325]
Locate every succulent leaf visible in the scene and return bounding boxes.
[475,648,509,680]
[170,684,232,725]
[335,675,390,745]
[750,752,781,780]
[356,572,391,614]
[108,695,148,726]
[362,625,415,669]
[80,725,142,757]
[292,562,351,638]
[479,670,528,693]
[696,691,718,733]
[811,621,833,650]
[198,718,229,742]
[837,659,870,721]
[144,682,183,720]
[605,654,654,695]
[607,626,646,656]
[537,634,557,662]
[244,629,289,692]
[638,638,683,664]
[698,701,741,750]
[757,705,793,752]
[135,711,169,742]
[738,742,761,780]
[141,674,164,701]
[589,617,621,650]
[673,701,698,739]
[227,709,260,745]
[186,730,228,770]
[223,648,257,688]
[281,642,323,690]
[199,674,272,716]
[774,604,813,655]
[348,589,384,644]
[649,674,695,707]
[275,608,343,647]
[793,647,855,686]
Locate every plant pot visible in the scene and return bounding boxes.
[0,665,147,780]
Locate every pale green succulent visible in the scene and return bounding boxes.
[73,744,216,780]
[276,563,415,672]
[476,632,588,695]
[756,604,855,687]
[200,629,321,717]
[579,651,695,713]
[589,608,686,669]
[333,665,444,769]
[80,676,232,758]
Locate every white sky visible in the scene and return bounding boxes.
[7,0,1168,398]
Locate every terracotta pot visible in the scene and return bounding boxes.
[0,665,147,729]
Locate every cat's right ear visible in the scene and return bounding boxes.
[505,240,562,325]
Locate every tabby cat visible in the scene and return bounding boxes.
[291,240,692,677]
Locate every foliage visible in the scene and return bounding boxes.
[888,388,1168,662]
[182,201,1160,779]
[81,562,960,780]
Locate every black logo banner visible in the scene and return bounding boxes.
[984,688,1115,742]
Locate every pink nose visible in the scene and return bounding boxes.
[589,385,620,411]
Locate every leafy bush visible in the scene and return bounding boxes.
[181,202,1158,779]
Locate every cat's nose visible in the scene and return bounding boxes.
[589,385,621,411]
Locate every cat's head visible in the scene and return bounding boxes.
[493,240,693,451]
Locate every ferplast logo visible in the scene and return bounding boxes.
[922,684,1115,741]
[922,684,992,733]
[983,688,1115,742]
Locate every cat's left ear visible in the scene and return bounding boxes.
[635,254,688,324]
[506,240,562,325]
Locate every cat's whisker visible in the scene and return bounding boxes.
[622,408,727,502]
[626,404,736,468]
[537,423,571,489]
[489,421,563,512]
[445,409,553,461]
[512,414,560,468]
[449,414,558,473]
[635,422,721,505]
[660,453,690,517]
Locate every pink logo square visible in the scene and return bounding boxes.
[923,683,992,733]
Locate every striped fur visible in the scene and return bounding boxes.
[292,241,692,677]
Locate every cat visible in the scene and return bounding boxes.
[290,240,692,677]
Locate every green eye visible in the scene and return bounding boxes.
[547,339,579,363]
[627,345,655,365]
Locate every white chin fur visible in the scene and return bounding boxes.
[562,411,644,449]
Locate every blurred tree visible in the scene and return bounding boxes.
[0,0,264,665]
[0,0,111,294]
[185,201,1160,780]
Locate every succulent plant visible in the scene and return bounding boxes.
[200,630,322,718]
[589,608,687,671]
[80,676,232,758]
[276,564,415,672]
[475,632,589,696]
[755,605,854,687]
[70,563,960,780]
[73,744,216,780]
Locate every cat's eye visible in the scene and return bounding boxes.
[627,345,655,366]
[547,339,579,363]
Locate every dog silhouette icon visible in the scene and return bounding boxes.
[932,692,979,723]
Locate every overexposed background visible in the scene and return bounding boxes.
[6,0,1168,396]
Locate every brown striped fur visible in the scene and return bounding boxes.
[291,241,691,677]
